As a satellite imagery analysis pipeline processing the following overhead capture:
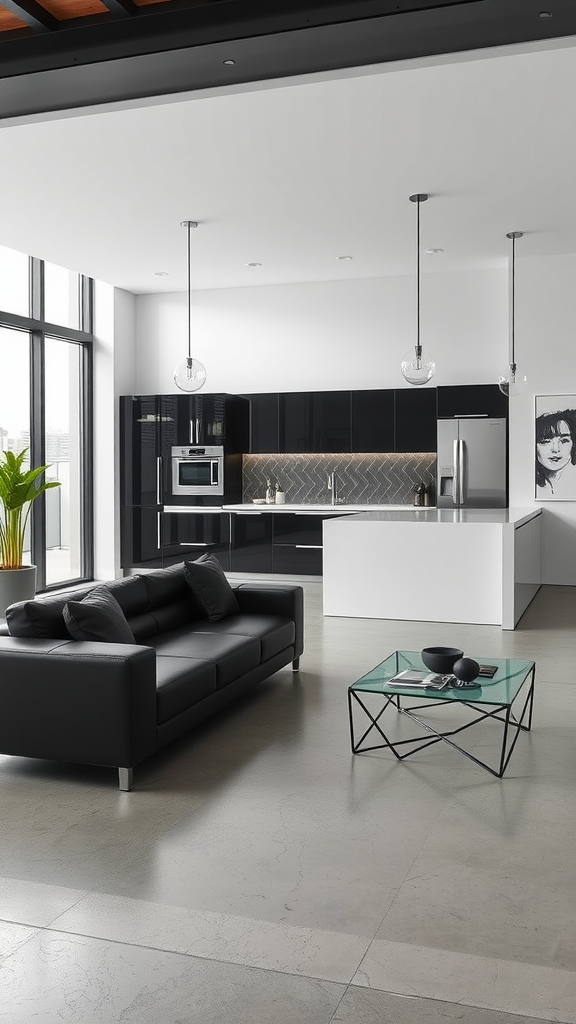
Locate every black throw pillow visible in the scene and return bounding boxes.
[184,555,239,622]
[63,586,136,643]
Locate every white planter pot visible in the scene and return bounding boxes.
[0,565,37,620]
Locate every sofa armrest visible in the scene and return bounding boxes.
[233,584,304,660]
[0,638,157,770]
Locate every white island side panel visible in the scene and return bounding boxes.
[323,520,503,624]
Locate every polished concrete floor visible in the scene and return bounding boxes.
[0,581,575,1023]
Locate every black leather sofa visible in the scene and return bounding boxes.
[0,563,303,790]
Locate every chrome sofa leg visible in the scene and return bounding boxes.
[118,767,133,791]
[292,657,300,672]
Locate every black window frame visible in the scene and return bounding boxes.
[0,255,94,592]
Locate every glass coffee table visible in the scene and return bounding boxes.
[348,651,535,778]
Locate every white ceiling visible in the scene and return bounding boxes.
[1,39,576,294]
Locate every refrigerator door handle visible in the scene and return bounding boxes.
[457,439,465,504]
[452,440,459,505]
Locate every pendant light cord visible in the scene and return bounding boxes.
[187,221,192,361]
[511,233,515,368]
[416,197,421,353]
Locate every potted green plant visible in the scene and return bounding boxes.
[0,448,61,618]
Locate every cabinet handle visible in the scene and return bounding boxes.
[236,511,262,515]
[295,544,323,550]
[156,457,162,504]
[189,419,201,444]
[180,542,213,547]
[157,511,162,549]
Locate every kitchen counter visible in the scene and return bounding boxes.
[164,504,433,513]
[323,507,542,629]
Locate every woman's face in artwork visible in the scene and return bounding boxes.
[537,420,573,474]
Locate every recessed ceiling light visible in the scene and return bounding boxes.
[425,248,444,254]
[223,59,236,65]
[336,255,353,261]
[538,10,553,17]
[246,262,262,267]
[153,271,169,276]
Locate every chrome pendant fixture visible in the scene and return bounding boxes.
[401,193,436,386]
[498,230,527,397]
[173,220,207,393]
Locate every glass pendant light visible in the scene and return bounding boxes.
[174,220,207,393]
[498,230,527,397]
[401,193,436,385]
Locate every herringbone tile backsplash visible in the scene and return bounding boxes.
[243,453,437,505]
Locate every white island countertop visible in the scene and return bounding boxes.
[323,507,542,629]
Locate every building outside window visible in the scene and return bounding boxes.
[0,243,93,590]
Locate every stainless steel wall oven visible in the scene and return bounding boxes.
[170,446,224,497]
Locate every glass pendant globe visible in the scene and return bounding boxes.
[498,365,527,398]
[400,347,436,386]
[174,356,207,393]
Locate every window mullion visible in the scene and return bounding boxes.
[30,329,46,591]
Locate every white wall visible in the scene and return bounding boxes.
[509,254,576,584]
[94,284,137,580]
[135,269,507,394]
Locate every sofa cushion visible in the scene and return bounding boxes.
[155,656,217,724]
[143,563,189,609]
[63,587,136,643]
[6,587,93,639]
[102,576,149,618]
[188,615,295,663]
[184,555,239,622]
[147,629,260,688]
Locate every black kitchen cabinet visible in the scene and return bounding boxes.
[243,393,280,453]
[278,392,313,452]
[229,511,273,572]
[436,384,508,419]
[313,391,351,452]
[120,506,163,569]
[162,511,230,569]
[351,389,395,452]
[159,394,249,451]
[272,512,342,575]
[394,388,437,452]
[120,396,162,506]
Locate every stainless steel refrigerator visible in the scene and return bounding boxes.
[437,417,507,508]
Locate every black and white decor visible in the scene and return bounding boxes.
[535,395,576,500]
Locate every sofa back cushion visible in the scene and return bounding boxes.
[63,587,136,643]
[6,587,93,638]
[184,555,239,622]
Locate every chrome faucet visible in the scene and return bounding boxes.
[327,471,345,505]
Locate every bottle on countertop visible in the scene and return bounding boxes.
[275,481,285,504]
[423,481,434,506]
[413,481,426,507]
[265,477,274,504]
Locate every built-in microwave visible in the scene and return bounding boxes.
[171,446,224,497]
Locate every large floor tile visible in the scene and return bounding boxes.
[51,891,370,982]
[352,938,576,1023]
[0,929,345,1024]
[332,986,561,1024]
[0,877,87,928]
[0,921,38,962]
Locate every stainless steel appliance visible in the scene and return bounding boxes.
[171,445,224,497]
[437,417,507,508]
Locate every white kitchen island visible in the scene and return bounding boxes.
[323,507,542,629]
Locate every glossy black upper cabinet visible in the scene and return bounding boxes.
[120,396,161,507]
[351,389,395,453]
[394,388,437,452]
[243,393,280,454]
[313,391,351,452]
[159,394,249,451]
[279,393,313,452]
[437,384,508,419]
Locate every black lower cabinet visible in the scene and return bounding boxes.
[120,507,163,569]
[272,513,343,575]
[229,512,273,573]
[162,511,230,570]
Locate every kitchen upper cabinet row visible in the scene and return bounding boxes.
[243,389,436,454]
[242,385,507,454]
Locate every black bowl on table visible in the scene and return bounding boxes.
[421,646,464,674]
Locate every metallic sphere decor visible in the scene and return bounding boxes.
[452,657,480,685]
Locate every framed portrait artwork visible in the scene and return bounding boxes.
[535,395,576,500]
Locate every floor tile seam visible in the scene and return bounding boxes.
[29,922,362,986]
[0,925,43,965]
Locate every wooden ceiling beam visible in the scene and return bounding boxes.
[100,0,139,15]
[0,0,58,32]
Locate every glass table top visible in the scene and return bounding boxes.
[350,651,535,706]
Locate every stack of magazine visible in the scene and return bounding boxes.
[386,665,497,690]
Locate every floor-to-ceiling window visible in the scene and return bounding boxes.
[0,243,93,590]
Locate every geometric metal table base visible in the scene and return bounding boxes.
[348,662,535,778]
